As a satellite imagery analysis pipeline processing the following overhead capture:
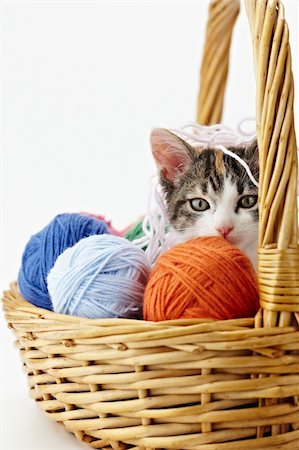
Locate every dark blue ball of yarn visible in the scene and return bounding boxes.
[18,213,108,310]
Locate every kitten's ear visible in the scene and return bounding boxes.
[244,139,259,176]
[245,139,258,160]
[244,139,259,181]
[150,128,194,184]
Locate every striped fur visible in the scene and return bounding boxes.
[151,129,259,268]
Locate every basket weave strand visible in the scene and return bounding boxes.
[196,0,240,125]
[245,0,299,324]
[3,0,299,448]
[3,283,299,449]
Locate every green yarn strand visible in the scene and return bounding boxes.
[125,219,146,242]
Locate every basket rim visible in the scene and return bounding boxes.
[4,283,258,328]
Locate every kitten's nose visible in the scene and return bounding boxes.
[217,226,234,238]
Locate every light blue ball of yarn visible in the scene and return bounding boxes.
[47,234,151,319]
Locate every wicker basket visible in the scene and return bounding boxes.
[3,0,299,448]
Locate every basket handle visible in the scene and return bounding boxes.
[198,0,298,325]
[245,0,298,326]
[196,0,240,125]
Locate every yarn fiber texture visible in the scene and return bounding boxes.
[125,218,145,242]
[81,212,123,237]
[18,213,108,310]
[47,234,150,319]
[143,236,259,321]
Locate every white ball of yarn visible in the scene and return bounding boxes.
[47,234,150,319]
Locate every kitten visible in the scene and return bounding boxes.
[150,128,259,268]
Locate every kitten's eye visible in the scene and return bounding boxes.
[238,195,258,209]
[190,198,210,212]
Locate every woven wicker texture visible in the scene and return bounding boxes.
[3,0,299,449]
[245,0,299,326]
[196,0,240,125]
[4,287,299,449]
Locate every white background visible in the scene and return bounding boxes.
[0,1,298,449]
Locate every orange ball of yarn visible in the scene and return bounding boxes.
[143,237,259,321]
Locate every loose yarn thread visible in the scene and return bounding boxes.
[171,122,259,187]
[131,178,170,266]
[48,234,150,319]
[125,218,146,243]
[18,213,108,310]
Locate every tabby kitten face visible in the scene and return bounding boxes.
[151,128,259,268]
